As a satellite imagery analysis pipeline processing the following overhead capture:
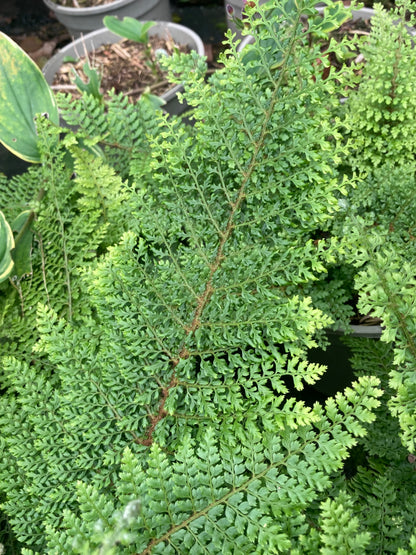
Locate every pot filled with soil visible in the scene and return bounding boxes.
[42,21,205,115]
[42,0,171,38]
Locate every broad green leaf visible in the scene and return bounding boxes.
[0,32,59,163]
[11,210,33,278]
[0,210,14,282]
[103,16,155,44]
[141,87,166,110]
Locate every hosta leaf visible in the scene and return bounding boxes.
[11,209,33,278]
[0,209,14,282]
[0,32,59,162]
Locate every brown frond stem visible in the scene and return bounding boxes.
[136,12,301,447]
[134,372,178,446]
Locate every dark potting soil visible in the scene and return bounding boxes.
[52,37,191,103]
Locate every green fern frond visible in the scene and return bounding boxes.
[0,117,131,362]
[344,2,416,169]
[318,491,371,554]
[347,467,416,553]
[56,91,168,180]
[0,0,386,551]
[351,233,416,452]
[44,382,381,554]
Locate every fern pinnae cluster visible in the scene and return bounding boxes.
[352,231,416,454]
[42,378,381,554]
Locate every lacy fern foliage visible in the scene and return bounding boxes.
[43,380,381,554]
[0,118,129,362]
[0,0,394,552]
[345,1,416,169]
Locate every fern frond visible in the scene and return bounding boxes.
[351,233,416,452]
[0,118,130,361]
[347,467,416,553]
[0,0,385,551]
[56,91,167,179]
[44,380,381,554]
[344,2,416,168]
[318,491,371,554]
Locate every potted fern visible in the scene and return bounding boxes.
[328,0,416,333]
[42,0,171,38]
[0,1,416,553]
[306,0,416,397]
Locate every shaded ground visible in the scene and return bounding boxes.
[0,0,70,63]
[0,0,228,65]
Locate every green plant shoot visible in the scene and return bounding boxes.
[103,16,155,44]
[72,62,103,103]
[103,16,160,75]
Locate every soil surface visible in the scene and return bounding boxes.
[52,36,191,103]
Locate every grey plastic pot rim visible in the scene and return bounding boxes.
[330,324,383,339]
[43,0,140,16]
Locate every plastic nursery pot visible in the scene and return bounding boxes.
[42,22,205,116]
[42,0,171,39]
[0,143,30,177]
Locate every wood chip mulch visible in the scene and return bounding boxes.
[52,36,191,103]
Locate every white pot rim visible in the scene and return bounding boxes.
[43,0,138,16]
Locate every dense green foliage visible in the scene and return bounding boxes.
[0,94,163,552]
[335,0,416,456]
[328,4,416,551]
[345,2,416,169]
[337,0,416,244]
[0,0,415,553]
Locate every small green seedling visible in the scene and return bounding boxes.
[63,55,78,63]
[72,61,103,103]
[103,16,155,44]
[103,16,160,75]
